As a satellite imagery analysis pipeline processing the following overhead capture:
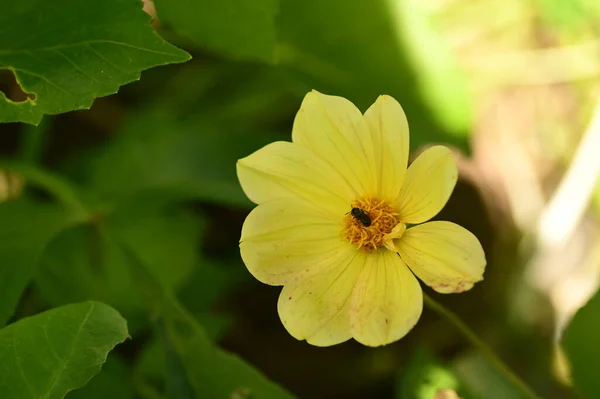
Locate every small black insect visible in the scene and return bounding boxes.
[351,207,372,227]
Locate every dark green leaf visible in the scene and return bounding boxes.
[115,234,294,399]
[0,199,83,326]
[66,356,134,399]
[156,319,194,399]
[156,295,293,399]
[35,209,204,333]
[0,0,190,125]
[153,0,278,62]
[84,107,277,208]
[562,288,600,397]
[34,225,144,325]
[0,301,129,399]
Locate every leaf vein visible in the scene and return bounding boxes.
[42,302,95,399]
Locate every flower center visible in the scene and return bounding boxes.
[342,197,406,252]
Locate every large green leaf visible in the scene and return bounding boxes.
[34,225,144,322]
[0,301,129,399]
[0,199,83,326]
[83,107,280,208]
[66,356,134,399]
[0,0,190,125]
[114,232,294,399]
[153,0,278,62]
[34,209,204,334]
[562,289,600,397]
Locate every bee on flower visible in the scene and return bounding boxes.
[237,90,486,347]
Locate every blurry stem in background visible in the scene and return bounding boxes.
[0,160,89,218]
[423,293,539,399]
[19,117,51,164]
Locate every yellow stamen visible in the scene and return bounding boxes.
[342,197,405,251]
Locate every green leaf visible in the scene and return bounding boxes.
[0,199,83,326]
[115,234,294,399]
[35,209,204,334]
[0,0,190,125]
[0,301,129,399]
[562,288,600,397]
[155,295,293,399]
[66,356,134,399]
[34,225,144,324]
[153,0,278,62]
[84,107,277,208]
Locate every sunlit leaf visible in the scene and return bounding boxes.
[0,199,82,326]
[562,289,600,397]
[153,0,278,62]
[0,301,129,399]
[0,0,190,125]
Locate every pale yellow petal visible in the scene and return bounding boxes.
[292,90,377,196]
[397,221,486,294]
[237,141,356,215]
[395,146,458,224]
[278,245,367,347]
[364,95,410,202]
[240,197,343,286]
[350,250,423,347]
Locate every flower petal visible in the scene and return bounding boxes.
[292,90,377,196]
[397,221,486,294]
[277,245,366,347]
[237,141,356,215]
[364,95,410,202]
[395,146,458,224]
[240,197,343,286]
[350,250,422,347]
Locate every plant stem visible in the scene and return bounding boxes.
[423,292,539,399]
[0,160,89,217]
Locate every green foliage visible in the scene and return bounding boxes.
[0,199,83,326]
[82,106,281,208]
[0,0,189,125]
[0,301,129,399]
[66,357,134,399]
[113,226,294,399]
[2,0,597,397]
[153,0,278,62]
[562,288,600,397]
[277,0,470,151]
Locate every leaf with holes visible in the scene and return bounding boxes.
[0,301,129,399]
[0,0,190,125]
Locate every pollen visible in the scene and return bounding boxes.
[342,197,406,251]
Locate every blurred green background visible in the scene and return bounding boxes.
[2,0,600,397]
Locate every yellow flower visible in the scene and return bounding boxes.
[237,91,486,347]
